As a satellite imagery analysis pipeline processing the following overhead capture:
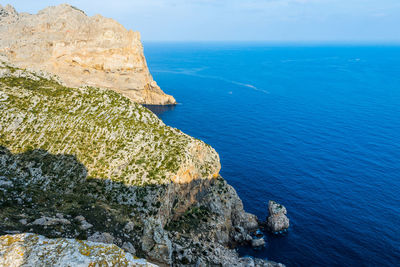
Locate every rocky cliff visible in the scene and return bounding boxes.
[0,61,283,266]
[0,4,175,105]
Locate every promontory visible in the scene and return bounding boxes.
[0,4,175,105]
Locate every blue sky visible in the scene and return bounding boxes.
[3,0,400,42]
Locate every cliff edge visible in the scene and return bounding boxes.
[0,4,176,105]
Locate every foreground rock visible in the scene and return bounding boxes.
[0,63,284,266]
[267,201,290,233]
[0,4,175,105]
[0,233,157,266]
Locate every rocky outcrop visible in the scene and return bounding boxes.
[0,4,175,105]
[0,62,284,266]
[267,201,290,233]
[0,233,157,266]
[251,238,266,248]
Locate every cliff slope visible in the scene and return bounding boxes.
[0,62,283,266]
[0,4,175,105]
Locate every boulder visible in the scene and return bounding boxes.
[74,215,93,230]
[251,238,266,248]
[88,232,115,244]
[122,241,136,255]
[30,216,71,226]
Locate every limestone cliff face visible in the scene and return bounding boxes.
[0,4,175,105]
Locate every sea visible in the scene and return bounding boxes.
[143,43,400,266]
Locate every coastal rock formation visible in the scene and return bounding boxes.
[267,201,290,233]
[0,4,175,105]
[0,62,283,266]
[251,238,266,248]
[0,233,157,266]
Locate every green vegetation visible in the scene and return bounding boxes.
[0,64,219,257]
[165,206,210,233]
[70,5,85,14]
[0,64,218,186]
[0,146,145,253]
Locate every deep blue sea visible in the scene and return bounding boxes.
[143,43,400,266]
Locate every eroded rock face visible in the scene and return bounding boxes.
[0,233,157,266]
[0,63,283,266]
[267,201,290,233]
[0,4,175,105]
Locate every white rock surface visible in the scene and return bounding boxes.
[0,233,157,267]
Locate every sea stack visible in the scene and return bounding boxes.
[267,200,290,233]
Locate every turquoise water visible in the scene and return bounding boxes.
[144,43,400,266]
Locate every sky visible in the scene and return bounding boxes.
[3,0,400,42]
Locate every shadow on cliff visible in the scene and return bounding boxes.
[0,145,219,260]
[0,145,163,257]
[143,104,176,116]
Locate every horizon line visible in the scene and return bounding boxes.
[143,40,400,45]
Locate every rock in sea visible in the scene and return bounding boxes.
[267,200,290,233]
[251,238,266,248]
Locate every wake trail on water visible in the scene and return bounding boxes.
[154,69,270,95]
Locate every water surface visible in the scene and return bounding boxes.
[144,43,400,266]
